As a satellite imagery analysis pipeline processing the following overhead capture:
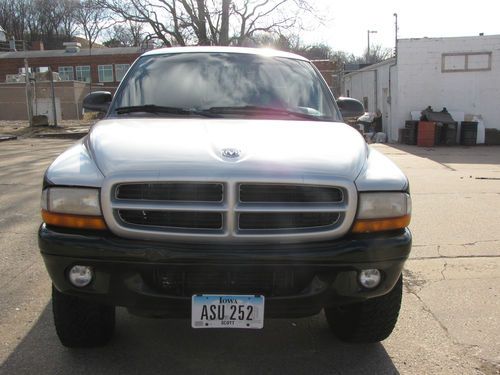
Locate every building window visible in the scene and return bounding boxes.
[115,64,130,82]
[442,52,492,72]
[98,65,114,82]
[76,66,91,82]
[58,66,74,80]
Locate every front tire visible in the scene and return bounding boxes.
[52,285,115,348]
[325,275,403,343]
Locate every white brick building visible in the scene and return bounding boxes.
[342,35,500,142]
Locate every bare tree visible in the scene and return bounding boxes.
[59,0,80,38]
[74,0,112,49]
[103,21,145,47]
[360,44,393,64]
[0,0,29,40]
[97,0,184,47]
[292,43,334,60]
[74,0,113,92]
[230,0,312,46]
[0,0,78,49]
[97,0,316,47]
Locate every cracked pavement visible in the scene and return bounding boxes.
[379,144,500,374]
[0,139,499,375]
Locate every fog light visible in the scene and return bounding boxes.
[68,265,93,287]
[359,269,381,289]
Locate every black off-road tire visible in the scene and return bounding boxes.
[52,285,115,348]
[325,275,403,343]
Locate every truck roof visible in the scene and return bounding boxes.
[142,46,309,61]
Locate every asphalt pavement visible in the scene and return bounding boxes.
[0,139,499,375]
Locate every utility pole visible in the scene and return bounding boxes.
[89,45,93,93]
[367,30,377,63]
[220,0,230,45]
[23,41,33,127]
[393,13,398,58]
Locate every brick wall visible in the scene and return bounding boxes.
[311,60,339,86]
[311,60,341,95]
[0,52,141,87]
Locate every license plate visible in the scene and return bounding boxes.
[191,294,265,329]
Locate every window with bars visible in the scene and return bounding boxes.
[76,66,91,82]
[98,65,114,82]
[58,66,74,81]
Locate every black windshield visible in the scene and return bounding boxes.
[111,52,340,121]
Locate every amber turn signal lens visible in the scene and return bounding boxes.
[351,215,411,233]
[41,209,107,230]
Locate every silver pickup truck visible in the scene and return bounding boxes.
[39,47,411,347]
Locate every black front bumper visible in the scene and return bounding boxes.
[39,224,411,318]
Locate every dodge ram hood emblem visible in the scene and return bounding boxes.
[221,148,241,159]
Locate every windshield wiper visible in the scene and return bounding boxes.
[202,105,322,121]
[115,105,220,117]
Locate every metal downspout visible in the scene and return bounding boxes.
[388,61,397,142]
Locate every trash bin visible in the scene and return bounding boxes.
[443,123,458,146]
[460,122,478,146]
[404,121,418,145]
[417,121,436,147]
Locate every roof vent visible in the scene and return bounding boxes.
[63,42,81,53]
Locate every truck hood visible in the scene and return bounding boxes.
[88,118,367,181]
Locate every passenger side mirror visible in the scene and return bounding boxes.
[337,97,365,121]
[83,91,112,113]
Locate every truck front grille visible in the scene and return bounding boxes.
[239,184,343,203]
[239,212,340,230]
[104,180,356,242]
[118,210,223,230]
[116,183,223,202]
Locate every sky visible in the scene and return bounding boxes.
[299,0,500,56]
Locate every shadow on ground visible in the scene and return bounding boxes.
[386,144,500,166]
[1,304,399,375]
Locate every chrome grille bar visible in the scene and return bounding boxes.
[112,201,227,212]
[234,202,347,213]
[101,178,357,243]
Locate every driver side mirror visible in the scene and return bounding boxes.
[83,91,112,113]
[337,97,365,121]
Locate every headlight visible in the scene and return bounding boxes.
[42,187,101,215]
[41,187,106,230]
[352,192,411,233]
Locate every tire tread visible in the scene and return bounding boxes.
[52,285,115,348]
[325,275,403,343]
